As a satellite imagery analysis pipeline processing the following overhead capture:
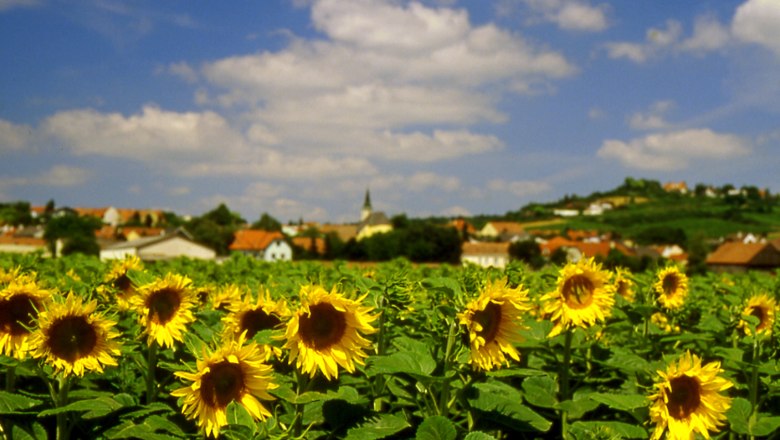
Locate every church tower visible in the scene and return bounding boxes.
[361,188,372,222]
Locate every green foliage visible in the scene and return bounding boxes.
[251,212,282,231]
[43,212,102,256]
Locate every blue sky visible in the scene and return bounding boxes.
[1,0,779,223]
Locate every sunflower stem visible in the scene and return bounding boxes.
[293,369,310,438]
[749,336,761,434]
[438,319,457,418]
[4,365,15,392]
[560,328,573,440]
[55,374,71,440]
[145,343,158,404]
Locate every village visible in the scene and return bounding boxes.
[1,181,779,274]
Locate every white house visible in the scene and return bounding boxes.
[461,242,511,268]
[100,229,215,261]
[229,229,293,262]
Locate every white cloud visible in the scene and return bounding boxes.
[597,128,750,170]
[0,119,34,152]
[732,0,780,55]
[43,105,248,162]
[163,62,198,83]
[180,152,377,180]
[0,165,91,189]
[439,205,472,217]
[487,179,552,197]
[606,15,730,63]
[588,107,606,120]
[680,14,730,53]
[167,186,191,196]
[509,0,608,32]
[628,100,675,130]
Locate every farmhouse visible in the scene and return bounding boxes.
[461,242,510,268]
[478,221,527,242]
[100,229,215,261]
[229,229,292,262]
[706,241,780,272]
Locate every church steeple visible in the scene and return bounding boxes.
[361,188,372,222]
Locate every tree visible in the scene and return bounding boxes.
[43,213,101,257]
[0,201,32,226]
[186,204,246,255]
[252,212,282,231]
[508,240,544,269]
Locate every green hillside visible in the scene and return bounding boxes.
[503,178,780,246]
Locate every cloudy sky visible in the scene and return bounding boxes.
[1,0,779,223]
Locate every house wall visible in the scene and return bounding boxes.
[138,237,216,260]
[357,224,393,241]
[263,240,292,261]
[100,248,138,260]
[461,254,509,268]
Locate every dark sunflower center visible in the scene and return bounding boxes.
[616,280,629,298]
[749,306,767,329]
[667,375,701,420]
[146,288,182,325]
[662,275,679,296]
[472,302,502,344]
[298,303,347,350]
[0,295,39,336]
[562,275,595,309]
[240,309,281,339]
[113,273,133,294]
[200,361,245,409]
[47,316,98,363]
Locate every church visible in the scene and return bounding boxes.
[356,189,393,241]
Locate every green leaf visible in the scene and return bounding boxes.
[415,415,457,440]
[367,351,436,377]
[587,393,648,411]
[463,432,496,440]
[105,420,183,440]
[570,421,648,439]
[604,349,653,374]
[467,381,552,432]
[556,393,601,420]
[0,390,42,413]
[726,397,751,435]
[487,368,547,378]
[522,375,557,408]
[10,423,47,440]
[38,396,127,419]
[270,385,361,405]
[344,413,411,440]
[750,414,780,437]
[226,401,256,433]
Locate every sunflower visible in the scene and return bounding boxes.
[29,293,121,376]
[613,268,635,302]
[739,294,776,336]
[0,266,23,285]
[222,289,289,359]
[171,338,277,438]
[457,278,531,371]
[130,273,196,348]
[283,285,378,380]
[651,312,680,334]
[210,283,243,312]
[0,277,52,358]
[654,266,688,310]
[541,258,615,337]
[102,255,144,310]
[649,351,732,440]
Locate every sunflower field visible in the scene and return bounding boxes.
[0,252,779,440]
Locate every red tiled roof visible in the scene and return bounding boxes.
[706,242,780,266]
[486,221,525,235]
[229,230,285,251]
[0,236,46,246]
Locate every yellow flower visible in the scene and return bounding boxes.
[29,293,121,376]
[457,278,531,371]
[283,285,378,380]
[222,289,289,360]
[651,312,679,333]
[102,256,144,310]
[172,338,277,438]
[210,283,243,312]
[0,266,24,285]
[613,268,635,302]
[649,351,732,440]
[130,273,196,348]
[739,294,776,336]
[0,277,52,358]
[541,258,615,337]
[654,266,688,310]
